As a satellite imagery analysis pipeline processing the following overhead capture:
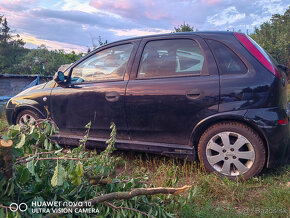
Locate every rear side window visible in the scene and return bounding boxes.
[137,39,204,79]
[207,40,247,75]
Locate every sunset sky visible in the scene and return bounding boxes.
[0,0,289,52]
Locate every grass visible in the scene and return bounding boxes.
[113,152,290,217]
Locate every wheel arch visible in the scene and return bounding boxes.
[190,111,270,167]
[13,105,45,124]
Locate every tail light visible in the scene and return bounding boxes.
[234,33,281,79]
[278,118,289,125]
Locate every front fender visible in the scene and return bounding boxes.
[6,98,47,124]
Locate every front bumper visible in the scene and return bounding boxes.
[6,108,14,125]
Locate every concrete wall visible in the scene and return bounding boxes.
[0,74,51,97]
[0,74,52,96]
[0,74,52,114]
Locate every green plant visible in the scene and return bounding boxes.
[0,120,189,217]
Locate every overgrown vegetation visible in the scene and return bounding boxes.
[250,7,290,67]
[0,120,192,217]
[18,45,81,76]
[115,152,289,217]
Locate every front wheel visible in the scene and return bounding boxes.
[16,110,41,126]
[198,122,266,180]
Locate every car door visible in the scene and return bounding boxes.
[125,35,219,145]
[49,41,138,140]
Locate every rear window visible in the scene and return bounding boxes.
[207,40,247,75]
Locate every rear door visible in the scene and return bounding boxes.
[125,35,219,145]
[49,41,139,140]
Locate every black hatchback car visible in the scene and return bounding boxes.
[6,32,289,179]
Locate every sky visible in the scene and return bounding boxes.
[0,0,289,53]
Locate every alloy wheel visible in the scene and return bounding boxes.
[18,113,36,126]
[206,131,255,176]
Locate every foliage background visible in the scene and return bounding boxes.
[250,7,289,68]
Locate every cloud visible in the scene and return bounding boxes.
[249,14,271,27]
[207,6,246,26]
[21,33,87,53]
[202,0,222,6]
[256,0,287,15]
[0,0,38,12]
[0,0,289,52]
[90,0,172,22]
[61,0,98,13]
[30,8,137,30]
[109,28,170,37]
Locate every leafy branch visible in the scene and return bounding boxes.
[0,119,190,217]
[44,185,191,218]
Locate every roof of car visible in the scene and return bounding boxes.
[85,31,237,56]
[105,31,234,44]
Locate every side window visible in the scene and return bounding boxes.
[207,40,247,74]
[137,39,204,79]
[71,44,133,82]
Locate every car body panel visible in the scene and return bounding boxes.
[49,81,129,139]
[244,107,289,167]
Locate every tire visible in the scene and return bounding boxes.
[198,121,266,180]
[16,110,41,126]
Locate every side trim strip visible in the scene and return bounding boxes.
[53,134,195,160]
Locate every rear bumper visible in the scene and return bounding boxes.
[245,107,290,168]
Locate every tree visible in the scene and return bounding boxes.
[173,23,196,32]
[89,35,108,51]
[250,7,289,67]
[0,16,82,75]
[0,16,28,74]
[20,45,82,76]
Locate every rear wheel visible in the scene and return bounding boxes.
[16,110,41,126]
[198,122,266,180]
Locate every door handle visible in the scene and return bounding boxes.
[186,90,201,100]
[105,92,120,102]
